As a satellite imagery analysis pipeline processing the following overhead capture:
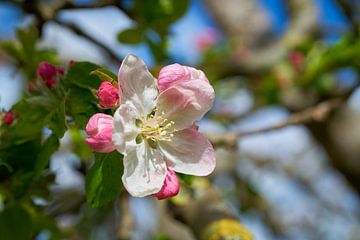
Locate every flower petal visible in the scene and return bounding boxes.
[157,64,209,92]
[122,143,167,197]
[112,103,139,154]
[85,113,115,153]
[158,127,215,176]
[153,167,179,200]
[118,54,157,115]
[156,78,215,130]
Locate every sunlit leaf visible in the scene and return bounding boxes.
[117,27,143,44]
[85,152,123,208]
[0,205,33,240]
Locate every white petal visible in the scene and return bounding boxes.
[112,103,139,154]
[158,127,216,176]
[156,78,214,130]
[122,143,167,197]
[118,54,158,115]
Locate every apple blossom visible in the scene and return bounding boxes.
[85,113,115,153]
[112,54,216,197]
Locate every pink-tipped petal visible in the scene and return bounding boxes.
[157,64,209,92]
[85,113,115,153]
[122,143,167,197]
[159,127,216,176]
[156,78,215,130]
[118,54,157,115]
[153,168,179,200]
[112,103,140,155]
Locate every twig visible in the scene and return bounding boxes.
[336,0,359,36]
[206,89,355,147]
[58,0,133,18]
[54,19,123,63]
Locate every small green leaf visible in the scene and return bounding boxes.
[67,86,98,129]
[90,68,117,84]
[34,135,59,180]
[0,204,33,240]
[64,62,102,89]
[69,128,92,159]
[0,158,12,172]
[86,152,123,208]
[177,173,195,185]
[46,95,67,138]
[117,28,143,44]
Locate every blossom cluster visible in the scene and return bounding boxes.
[85,54,216,199]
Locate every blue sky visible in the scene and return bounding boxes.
[0,0,353,109]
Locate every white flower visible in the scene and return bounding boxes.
[112,54,216,197]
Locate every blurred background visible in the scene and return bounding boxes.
[1,0,360,239]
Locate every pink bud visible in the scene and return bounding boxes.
[97,82,120,109]
[85,113,115,153]
[57,67,65,76]
[288,51,304,72]
[37,62,58,88]
[153,168,180,200]
[196,28,220,51]
[157,64,209,92]
[3,111,14,125]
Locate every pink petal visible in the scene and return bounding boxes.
[85,113,115,152]
[156,78,215,130]
[157,64,209,92]
[85,137,115,153]
[97,82,120,109]
[158,127,216,176]
[153,168,179,200]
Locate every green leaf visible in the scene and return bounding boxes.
[46,95,67,138]
[0,204,33,240]
[5,100,47,144]
[67,86,98,129]
[0,158,12,173]
[90,68,117,84]
[85,152,123,208]
[64,62,102,89]
[145,36,169,63]
[177,173,195,185]
[34,135,59,180]
[17,26,37,60]
[0,41,21,59]
[117,27,144,44]
[69,128,92,159]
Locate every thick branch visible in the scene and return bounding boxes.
[53,19,123,63]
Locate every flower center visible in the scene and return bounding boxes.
[135,109,175,148]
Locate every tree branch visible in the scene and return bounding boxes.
[53,19,123,63]
[336,0,359,36]
[206,85,358,147]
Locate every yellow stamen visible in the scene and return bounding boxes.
[136,109,176,146]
